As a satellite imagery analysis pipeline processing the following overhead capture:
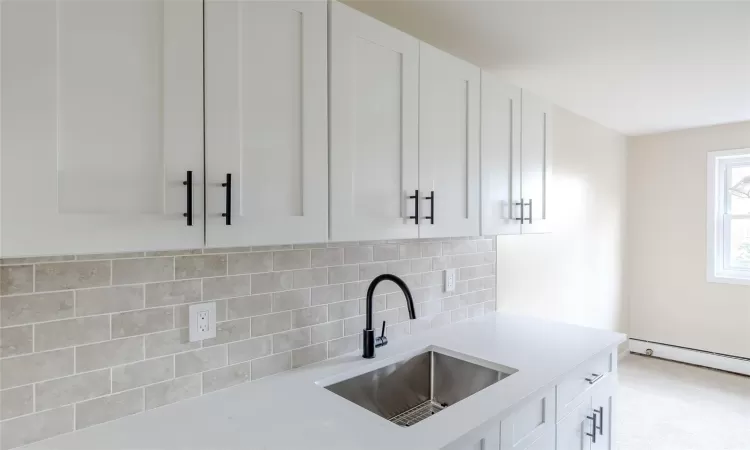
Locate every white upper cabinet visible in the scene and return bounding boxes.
[419,43,481,239]
[520,90,553,234]
[1,0,204,257]
[329,2,420,242]
[204,0,328,247]
[480,72,522,235]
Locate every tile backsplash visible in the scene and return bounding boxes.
[0,238,496,449]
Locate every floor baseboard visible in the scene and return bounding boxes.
[629,339,750,376]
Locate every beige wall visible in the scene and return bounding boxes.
[496,107,629,335]
[628,121,750,358]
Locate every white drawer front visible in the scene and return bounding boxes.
[522,431,555,450]
[500,388,555,450]
[556,351,612,421]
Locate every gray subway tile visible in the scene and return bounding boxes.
[442,240,477,255]
[272,288,310,312]
[145,329,200,358]
[272,328,310,353]
[293,243,326,249]
[227,294,272,319]
[252,245,293,251]
[311,320,343,344]
[359,262,387,281]
[203,363,250,393]
[112,307,174,338]
[292,343,327,368]
[328,300,360,321]
[468,303,485,318]
[76,252,144,261]
[360,295,386,313]
[77,285,144,316]
[35,369,111,411]
[0,348,73,389]
[411,258,433,273]
[327,265,359,284]
[251,352,291,380]
[112,356,174,393]
[311,284,344,305]
[0,406,73,450]
[76,337,143,372]
[0,255,74,265]
[202,319,251,347]
[35,261,110,292]
[292,305,328,328]
[145,249,202,257]
[203,275,251,300]
[386,260,411,276]
[251,271,293,294]
[1,291,74,327]
[228,336,272,364]
[251,312,291,337]
[175,346,227,377]
[145,375,201,410]
[76,389,143,430]
[292,268,327,288]
[175,254,227,279]
[273,250,310,271]
[399,243,421,259]
[0,265,33,295]
[373,244,399,261]
[0,325,33,357]
[35,316,110,351]
[203,246,253,254]
[344,246,372,264]
[228,252,273,275]
[1,385,33,420]
[112,257,174,285]
[328,336,359,358]
[476,239,493,252]
[421,242,442,257]
[451,307,469,323]
[145,280,201,307]
[311,248,343,268]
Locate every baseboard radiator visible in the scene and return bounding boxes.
[629,339,750,377]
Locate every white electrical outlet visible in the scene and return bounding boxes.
[189,302,216,342]
[444,268,456,293]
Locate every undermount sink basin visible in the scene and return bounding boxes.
[323,348,517,427]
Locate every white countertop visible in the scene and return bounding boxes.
[22,313,626,450]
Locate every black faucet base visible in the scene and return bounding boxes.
[362,329,375,359]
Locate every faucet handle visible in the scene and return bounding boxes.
[375,321,388,348]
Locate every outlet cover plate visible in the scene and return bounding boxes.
[189,302,216,342]
[444,269,456,293]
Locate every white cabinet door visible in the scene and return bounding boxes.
[1,0,204,257]
[205,0,328,247]
[329,2,420,242]
[590,376,617,450]
[449,423,501,450]
[520,90,552,234]
[419,43,481,239]
[556,397,593,450]
[480,71,522,235]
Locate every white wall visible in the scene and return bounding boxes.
[628,121,750,358]
[496,107,629,334]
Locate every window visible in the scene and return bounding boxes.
[707,149,750,284]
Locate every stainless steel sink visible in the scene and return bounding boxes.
[323,349,516,427]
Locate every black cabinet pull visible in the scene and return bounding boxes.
[514,198,525,223]
[424,191,434,224]
[408,190,419,225]
[528,198,533,225]
[586,412,598,443]
[221,174,232,225]
[596,406,604,435]
[585,373,604,385]
[182,171,193,226]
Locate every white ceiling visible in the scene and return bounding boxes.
[344,0,750,136]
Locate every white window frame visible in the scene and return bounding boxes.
[707,148,750,285]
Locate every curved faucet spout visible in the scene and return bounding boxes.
[363,274,417,358]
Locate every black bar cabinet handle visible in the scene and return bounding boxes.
[182,171,193,226]
[424,191,435,224]
[596,406,604,435]
[586,412,597,443]
[515,198,525,223]
[408,190,419,225]
[528,198,533,225]
[221,174,231,225]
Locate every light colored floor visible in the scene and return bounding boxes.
[617,354,750,450]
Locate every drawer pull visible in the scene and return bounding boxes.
[596,406,604,435]
[585,373,603,385]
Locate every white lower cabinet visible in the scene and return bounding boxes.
[445,350,617,450]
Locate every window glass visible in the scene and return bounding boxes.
[728,165,750,214]
[729,218,750,269]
